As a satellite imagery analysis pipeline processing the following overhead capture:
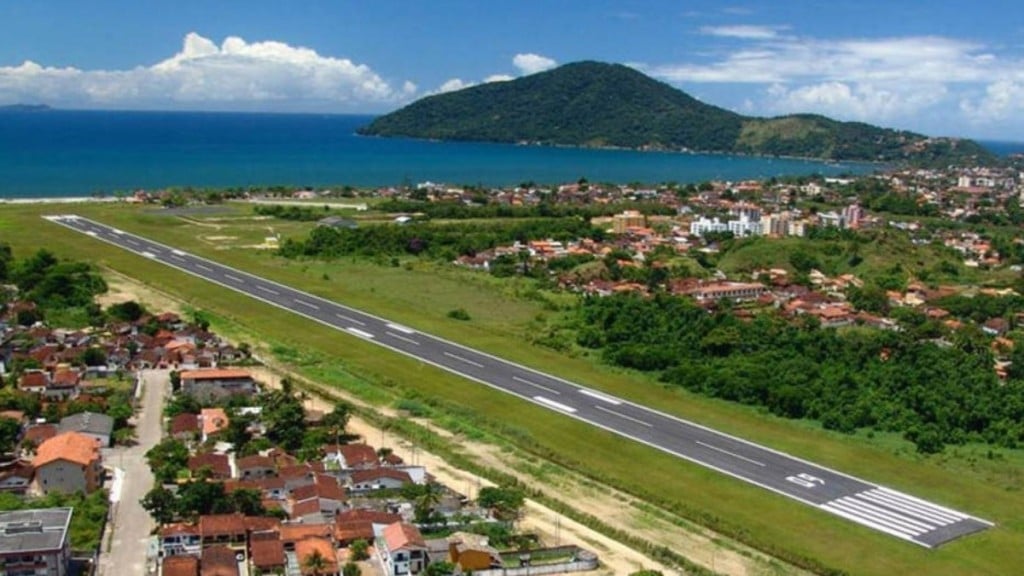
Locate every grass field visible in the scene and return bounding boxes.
[6,201,1024,574]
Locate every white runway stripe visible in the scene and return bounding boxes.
[877,487,968,521]
[834,497,933,532]
[825,500,924,536]
[820,503,920,543]
[860,490,958,525]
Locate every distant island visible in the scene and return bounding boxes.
[0,103,52,112]
[360,61,994,166]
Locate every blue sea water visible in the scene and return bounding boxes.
[0,109,892,199]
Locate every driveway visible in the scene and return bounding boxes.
[98,369,168,576]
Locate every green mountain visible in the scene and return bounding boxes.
[359,61,994,165]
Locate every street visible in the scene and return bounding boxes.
[98,369,168,576]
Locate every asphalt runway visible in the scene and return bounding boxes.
[47,214,993,548]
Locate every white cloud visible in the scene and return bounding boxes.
[0,32,413,111]
[435,78,473,94]
[765,81,948,121]
[513,53,557,75]
[960,81,1024,123]
[484,74,514,83]
[700,25,784,40]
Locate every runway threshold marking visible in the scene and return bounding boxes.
[346,328,375,339]
[513,375,559,395]
[386,323,415,334]
[695,440,766,467]
[443,352,485,368]
[335,313,365,326]
[579,388,622,405]
[256,285,279,295]
[534,396,577,413]
[386,332,420,346]
[593,404,653,427]
[295,299,320,310]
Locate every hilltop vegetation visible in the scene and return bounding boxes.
[361,61,994,165]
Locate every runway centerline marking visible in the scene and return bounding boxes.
[513,376,559,395]
[225,274,243,283]
[195,263,212,272]
[295,299,320,310]
[533,396,577,413]
[579,389,622,405]
[443,352,484,368]
[256,285,279,295]
[335,313,365,326]
[386,332,420,346]
[386,323,415,334]
[695,441,766,467]
[346,328,375,339]
[170,254,185,261]
[593,405,653,427]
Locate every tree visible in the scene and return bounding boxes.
[177,480,228,518]
[229,488,265,516]
[349,539,369,561]
[424,561,455,576]
[107,300,146,322]
[478,485,525,525]
[78,347,108,367]
[0,417,21,454]
[141,485,178,524]
[342,562,361,576]
[145,439,190,484]
[302,550,328,576]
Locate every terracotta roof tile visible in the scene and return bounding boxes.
[34,432,101,468]
[383,521,426,551]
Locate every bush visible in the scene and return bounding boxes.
[447,308,471,321]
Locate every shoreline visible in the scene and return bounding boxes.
[0,196,121,204]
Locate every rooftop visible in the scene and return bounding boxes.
[34,432,101,468]
[0,508,72,554]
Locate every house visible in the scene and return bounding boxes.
[448,533,502,572]
[33,432,103,494]
[236,455,276,480]
[199,513,247,546]
[378,522,428,575]
[159,522,202,557]
[188,453,232,480]
[161,554,199,576]
[200,408,229,442]
[17,370,50,394]
[0,508,72,576]
[982,317,1010,336]
[58,411,114,447]
[349,468,413,492]
[249,534,285,574]
[47,369,81,400]
[170,413,200,442]
[335,509,402,545]
[180,369,256,402]
[323,443,378,470]
[0,460,34,493]
[22,424,58,450]
[200,545,240,576]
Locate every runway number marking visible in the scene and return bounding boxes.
[787,473,825,488]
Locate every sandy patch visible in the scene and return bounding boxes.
[97,268,187,315]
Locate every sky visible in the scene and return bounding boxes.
[2,0,1024,140]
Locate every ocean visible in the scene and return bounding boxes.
[0,109,957,199]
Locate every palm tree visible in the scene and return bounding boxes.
[302,549,328,576]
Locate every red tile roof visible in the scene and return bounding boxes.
[170,413,199,436]
[180,369,252,381]
[162,555,199,576]
[295,537,337,575]
[250,537,285,569]
[200,545,240,576]
[22,424,58,445]
[383,521,426,551]
[34,432,101,468]
[188,453,231,479]
[199,513,246,538]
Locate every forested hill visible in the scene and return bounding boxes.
[359,61,994,165]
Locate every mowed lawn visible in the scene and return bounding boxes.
[7,202,1024,575]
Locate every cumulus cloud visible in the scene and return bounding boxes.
[435,78,472,94]
[960,81,1024,123]
[513,53,557,75]
[765,81,948,121]
[484,74,515,83]
[0,32,413,111]
[700,25,784,40]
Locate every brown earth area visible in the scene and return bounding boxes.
[101,268,807,576]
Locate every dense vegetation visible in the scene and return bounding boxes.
[374,198,676,219]
[278,219,604,260]
[360,61,995,165]
[572,293,1024,453]
[0,246,107,327]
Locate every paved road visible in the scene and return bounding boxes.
[50,214,992,548]
[98,369,167,576]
